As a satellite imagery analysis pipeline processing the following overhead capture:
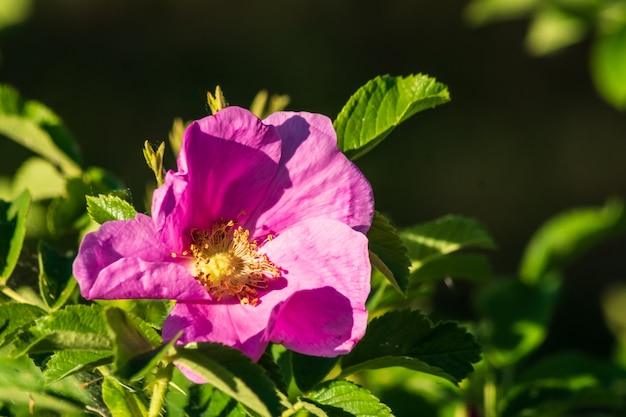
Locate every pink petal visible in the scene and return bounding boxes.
[73,214,209,301]
[162,218,370,359]
[154,107,283,249]
[162,301,273,361]
[244,111,374,240]
[260,218,370,356]
[151,171,190,254]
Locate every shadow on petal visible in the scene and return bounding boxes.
[245,115,311,238]
[266,286,356,357]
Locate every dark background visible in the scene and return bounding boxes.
[1,0,626,353]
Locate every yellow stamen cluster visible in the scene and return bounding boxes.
[185,220,279,306]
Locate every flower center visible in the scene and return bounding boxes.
[186,220,279,306]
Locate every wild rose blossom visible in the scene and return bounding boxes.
[73,106,374,361]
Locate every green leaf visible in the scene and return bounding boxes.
[166,368,249,417]
[465,0,540,25]
[401,215,495,271]
[334,74,450,160]
[0,355,85,415]
[102,375,148,417]
[292,352,339,393]
[12,157,66,201]
[47,177,91,234]
[525,6,588,55]
[477,278,558,367]
[86,193,137,224]
[18,304,112,354]
[591,24,626,110]
[104,307,158,378]
[0,302,46,346]
[340,310,481,384]
[305,380,394,417]
[519,199,626,285]
[174,342,283,417]
[258,351,289,394]
[500,352,626,417]
[367,212,411,294]
[44,350,113,384]
[195,385,248,417]
[269,344,293,395]
[0,190,30,284]
[0,84,82,175]
[295,399,332,417]
[38,240,76,310]
[0,0,33,30]
[409,253,494,284]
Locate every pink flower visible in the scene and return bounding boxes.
[73,107,374,361]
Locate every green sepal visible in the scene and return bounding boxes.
[143,140,166,187]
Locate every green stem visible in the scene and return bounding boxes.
[1,285,35,304]
[148,364,173,417]
[483,371,497,417]
[365,278,389,313]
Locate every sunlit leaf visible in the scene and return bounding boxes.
[465,0,540,25]
[334,74,450,160]
[0,302,45,346]
[305,380,394,417]
[519,199,626,285]
[12,157,66,201]
[0,84,82,177]
[500,352,626,417]
[409,253,493,283]
[0,0,33,30]
[401,215,495,271]
[44,350,113,384]
[18,304,112,355]
[477,278,558,367]
[368,212,411,294]
[341,310,481,384]
[0,190,31,284]
[0,355,86,415]
[525,6,588,55]
[591,23,626,110]
[86,194,137,225]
